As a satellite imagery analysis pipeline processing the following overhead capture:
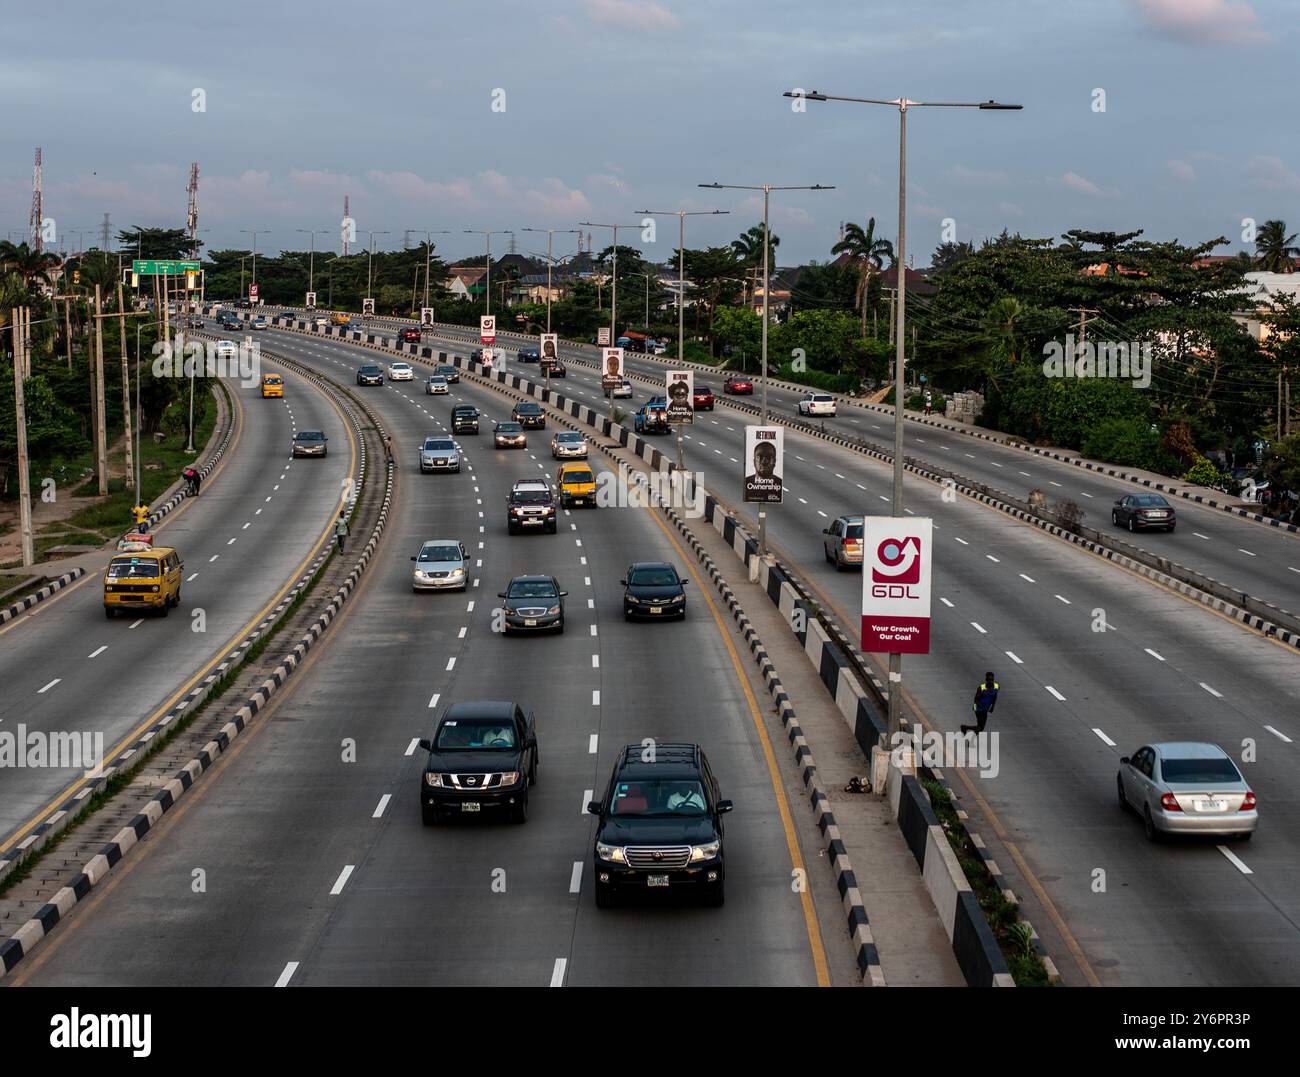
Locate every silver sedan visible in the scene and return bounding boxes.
[1117,742,1257,842]
[411,540,469,592]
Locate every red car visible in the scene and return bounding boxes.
[692,385,715,410]
[399,326,422,343]
[724,373,753,395]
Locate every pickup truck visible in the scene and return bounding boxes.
[633,402,670,435]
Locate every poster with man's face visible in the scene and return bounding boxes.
[362,297,375,316]
[420,307,434,328]
[666,370,693,425]
[305,291,317,309]
[601,347,624,389]
[540,334,559,375]
[480,315,496,343]
[743,426,783,503]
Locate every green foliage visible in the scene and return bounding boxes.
[1263,433,1300,491]
[1181,455,1230,489]
[712,305,761,362]
[1081,418,1176,473]
[771,309,859,375]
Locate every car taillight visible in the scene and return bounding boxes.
[1240,792,1256,811]
[1160,793,1182,812]
[845,540,861,548]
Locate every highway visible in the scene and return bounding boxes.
[0,365,350,855]
[11,329,834,987]
[248,321,1300,987]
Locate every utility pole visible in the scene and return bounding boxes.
[1068,306,1100,366]
[117,282,133,485]
[297,229,330,296]
[639,208,730,363]
[63,293,73,369]
[580,222,640,342]
[521,228,582,334]
[12,307,34,566]
[93,285,108,494]
[464,229,512,316]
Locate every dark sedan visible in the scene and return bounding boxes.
[512,401,546,429]
[1112,493,1176,533]
[418,701,538,824]
[517,347,540,362]
[436,364,460,384]
[498,575,567,634]
[621,561,688,619]
[356,365,384,386]
[723,373,753,395]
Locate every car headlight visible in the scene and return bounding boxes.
[448,568,465,577]
[596,842,627,864]
[689,841,720,862]
[545,506,555,514]
[669,594,684,603]
[546,605,560,615]
[626,595,641,604]
[149,585,160,592]
[498,771,521,785]
[503,606,517,616]
[424,773,444,787]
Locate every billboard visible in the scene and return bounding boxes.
[743,426,783,503]
[248,282,260,302]
[480,315,496,343]
[666,370,693,424]
[600,347,624,390]
[305,291,316,309]
[540,333,559,375]
[597,326,611,346]
[420,307,434,328]
[362,297,375,316]
[860,518,933,655]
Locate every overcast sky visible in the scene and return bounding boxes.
[2,0,1296,267]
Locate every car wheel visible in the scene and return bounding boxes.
[1111,510,1119,525]
[547,522,557,534]
[556,617,564,634]
[508,523,518,535]
[594,882,616,908]
[104,606,114,619]
[510,792,528,824]
[1236,830,1253,842]
[1167,523,1175,533]
[1127,516,1136,533]
[159,598,169,617]
[421,802,438,826]
[1117,776,1129,812]
[703,881,725,908]
[1143,806,1163,843]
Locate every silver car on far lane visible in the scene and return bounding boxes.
[1117,742,1258,842]
[411,539,469,592]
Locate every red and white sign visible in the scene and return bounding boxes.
[248,282,260,302]
[861,518,932,655]
[480,315,496,344]
[597,327,611,347]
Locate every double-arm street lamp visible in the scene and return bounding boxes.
[520,227,582,333]
[239,229,269,295]
[296,228,331,295]
[416,230,452,312]
[463,229,513,316]
[578,221,639,342]
[365,230,391,309]
[785,89,1022,745]
[637,208,729,364]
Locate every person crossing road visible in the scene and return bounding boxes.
[961,672,999,736]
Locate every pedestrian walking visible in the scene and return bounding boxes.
[334,511,349,553]
[182,466,201,496]
[961,672,999,736]
[385,435,393,466]
[923,389,933,416]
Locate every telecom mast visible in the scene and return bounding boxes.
[187,163,200,256]
[343,195,351,255]
[30,148,43,250]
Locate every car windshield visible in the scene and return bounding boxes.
[435,720,516,750]
[428,377,447,384]
[497,423,522,433]
[424,439,454,451]
[1161,757,1242,784]
[419,545,461,563]
[297,431,324,441]
[845,523,864,539]
[611,780,708,816]
[516,404,541,414]
[438,367,456,374]
[106,557,160,579]
[1135,495,1170,507]
[556,432,582,443]
[360,366,380,374]
[629,567,677,587]
[508,580,558,599]
[264,377,282,384]
[513,490,550,503]
[454,406,476,415]
[563,470,594,484]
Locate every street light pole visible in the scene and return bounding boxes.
[240,229,268,298]
[297,229,330,294]
[787,89,1022,748]
[418,230,451,313]
[463,230,512,316]
[580,221,638,342]
[638,209,729,363]
[365,230,391,310]
[521,228,582,334]
[699,181,832,558]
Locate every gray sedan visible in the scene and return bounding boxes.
[411,540,469,592]
[419,436,461,473]
[291,429,328,457]
[1117,742,1257,842]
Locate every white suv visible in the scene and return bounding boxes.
[798,392,837,417]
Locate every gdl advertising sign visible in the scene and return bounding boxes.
[861,518,932,654]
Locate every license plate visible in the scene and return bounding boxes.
[524,519,540,525]
[1148,512,1166,518]
[524,619,537,626]
[461,802,480,812]
[1196,798,1226,812]
[650,606,662,614]
[647,875,669,888]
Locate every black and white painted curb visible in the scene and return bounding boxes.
[0,568,87,626]
[0,382,236,629]
[1,363,390,975]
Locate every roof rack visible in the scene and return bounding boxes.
[618,743,700,767]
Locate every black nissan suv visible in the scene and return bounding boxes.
[418,701,538,824]
[451,404,479,434]
[512,400,546,429]
[587,743,732,907]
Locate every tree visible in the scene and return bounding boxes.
[930,240,974,273]
[731,224,779,304]
[117,227,195,261]
[0,241,62,289]
[1254,220,1298,273]
[680,247,742,345]
[831,217,894,339]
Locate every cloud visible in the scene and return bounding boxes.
[585,0,679,32]
[1166,159,1196,182]
[951,164,1009,185]
[1062,171,1103,196]
[1246,155,1300,193]
[1132,0,1270,45]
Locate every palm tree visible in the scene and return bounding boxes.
[0,240,63,289]
[731,224,779,305]
[982,297,1024,365]
[831,217,895,338]
[1255,220,1298,273]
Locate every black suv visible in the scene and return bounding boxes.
[517,346,540,363]
[621,561,688,620]
[512,401,546,429]
[451,404,479,433]
[356,364,384,386]
[507,480,557,533]
[436,364,461,384]
[587,743,731,907]
[418,701,538,824]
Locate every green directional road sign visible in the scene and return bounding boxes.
[132,259,200,275]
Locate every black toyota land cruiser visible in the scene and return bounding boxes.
[587,743,732,907]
